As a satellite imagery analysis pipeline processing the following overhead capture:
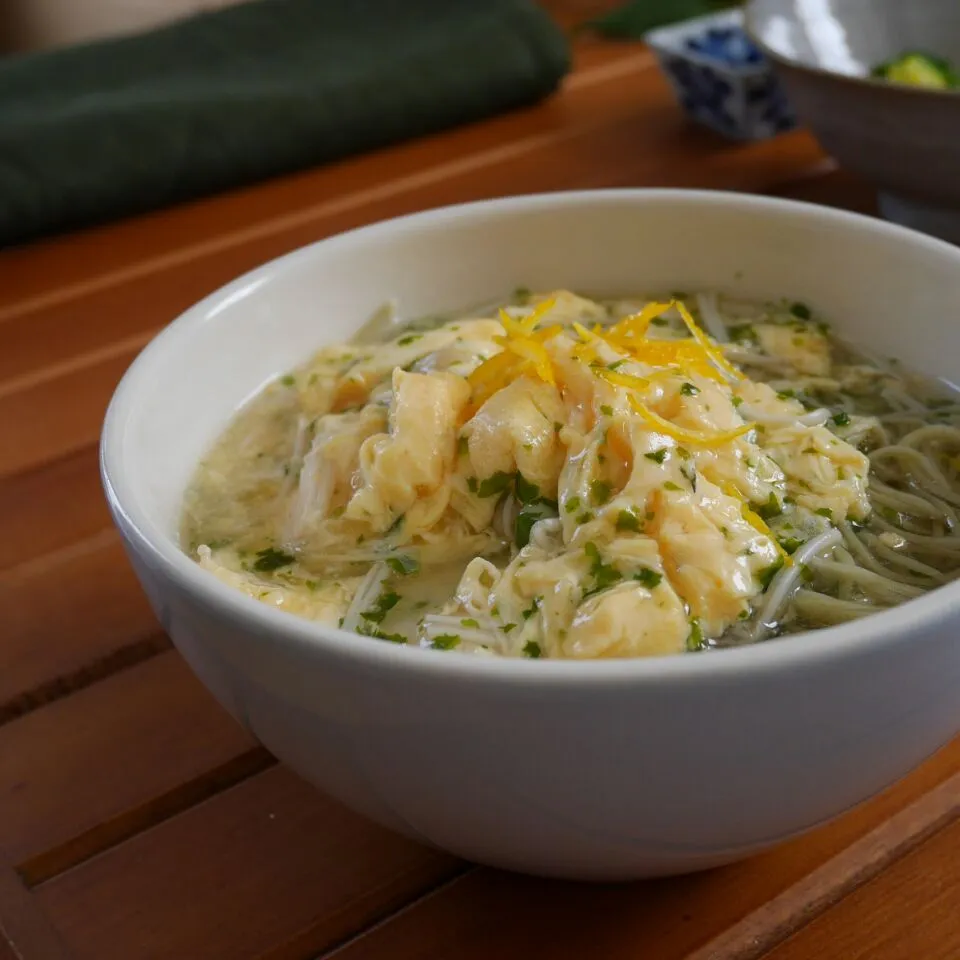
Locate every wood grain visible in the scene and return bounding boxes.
[0,652,255,870]
[0,864,72,960]
[760,806,960,960]
[325,739,960,960]
[0,449,110,571]
[1,532,161,716]
[36,767,464,960]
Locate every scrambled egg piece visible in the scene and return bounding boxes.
[197,546,356,624]
[754,323,831,376]
[463,376,566,498]
[346,369,469,533]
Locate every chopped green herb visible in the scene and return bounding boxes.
[645,448,668,464]
[253,547,296,572]
[663,481,682,491]
[608,359,627,370]
[386,554,420,576]
[800,563,815,583]
[590,479,613,505]
[600,404,614,416]
[831,411,851,427]
[616,508,642,533]
[729,324,757,344]
[515,500,557,548]
[686,618,705,652]
[461,618,480,629]
[577,510,595,524]
[477,471,514,498]
[386,514,405,536]
[502,623,517,634]
[397,334,422,346]
[522,640,542,659]
[432,634,461,650]
[779,537,804,555]
[777,389,796,400]
[757,557,785,591]
[790,301,811,320]
[360,591,401,624]
[554,421,564,434]
[513,286,532,304]
[584,541,621,595]
[565,496,581,514]
[680,382,700,397]
[466,476,478,494]
[457,435,469,457]
[633,568,662,589]
[676,447,691,460]
[305,580,319,591]
[815,507,833,519]
[650,316,669,327]
[732,395,744,408]
[515,474,540,504]
[755,492,782,520]
[522,599,540,620]
[279,374,296,387]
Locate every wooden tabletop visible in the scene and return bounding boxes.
[2,14,959,960]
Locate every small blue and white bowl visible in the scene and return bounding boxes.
[645,9,797,141]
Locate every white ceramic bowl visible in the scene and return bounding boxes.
[102,191,960,881]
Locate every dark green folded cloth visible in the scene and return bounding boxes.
[0,0,569,246]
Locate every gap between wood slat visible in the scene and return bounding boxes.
[307,866,478,960]
[0,634,170,728]
[685,770,960,960]
[16,747,276,889]
[254,863,476,960]
[0,861,73,960]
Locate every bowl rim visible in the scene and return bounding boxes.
[101,188,960,686]
[743,0,960,100]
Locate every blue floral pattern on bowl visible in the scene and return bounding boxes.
[645,10,796,141]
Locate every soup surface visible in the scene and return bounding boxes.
[182,290,960,657]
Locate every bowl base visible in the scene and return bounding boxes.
[879,192,960,246]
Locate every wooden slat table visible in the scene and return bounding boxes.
[2,15,957,960]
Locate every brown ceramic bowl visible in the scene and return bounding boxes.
[745,0,960,243]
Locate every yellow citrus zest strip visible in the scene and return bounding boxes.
[531,324,563,343]
[572,321,596,343]
[675,300,744,382]
[741,505,791,563]
[723,482,791,564]
[505,338,555,385]
[498,308,537,339]
[609,301,673,341]
[596,367,650,391]
[628,394,754,447]
[468,349,515,388]
[467,298,562,409]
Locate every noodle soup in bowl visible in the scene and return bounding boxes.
[102,191,960,880]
